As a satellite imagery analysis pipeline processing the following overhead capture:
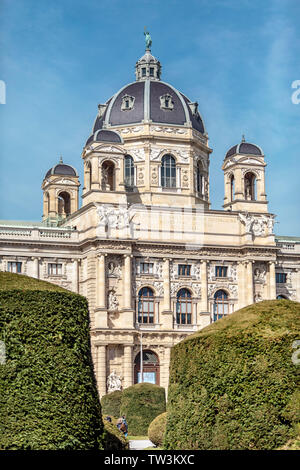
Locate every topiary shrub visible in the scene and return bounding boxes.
[120,383,166,435]
[164,300,300,450]
[101,390,123,419]
[148,412,167,447]
[0,273,104,450]
[102,419,129,450]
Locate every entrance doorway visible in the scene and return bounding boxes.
[134,350,160,385]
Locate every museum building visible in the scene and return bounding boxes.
[1,43,299,396]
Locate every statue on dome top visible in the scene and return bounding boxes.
[144,28,152,50]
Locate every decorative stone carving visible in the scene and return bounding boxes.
[120,126,144,134]
[193,262,201,280]
[153,281,164,296]
[177,149,189,163]
[97,205,131,229]
[151,126,187,135]
[137,169,144,185]
[192,283,202,298]
[54,178,76,185]
[181,169,189,188]
[107,371,122,393]
[155,261,163,278]
[239,213,275,237]
[254,264,267,283]
[151,167,158,185]
[107,258,122,277]
[127,148,145,162]
[229,284,238,297]
[254,293,263,302]
[108,290,119,311]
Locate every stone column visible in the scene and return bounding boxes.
[246,261,254,305]
[269,261,276,299]
[97,254,106,308]
[32,257,39,279]
[237,262,246,309]
[162,258,171,312]
[123,255,132,309]
[97,344,107,398]
[161,347,171,398]
[123,345,133,389]
[72,259,79,293]
[200,260,208,312]
[234,168,243,199]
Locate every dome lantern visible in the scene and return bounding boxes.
[135,31,161,81]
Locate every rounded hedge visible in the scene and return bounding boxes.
[0,273,104,450]
[120,383,166,435]
[164,300,300,450]
[103,419,129,450]
[148,412,167,447]
[101,390,123,419]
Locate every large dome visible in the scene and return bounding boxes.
[89,48,206,141]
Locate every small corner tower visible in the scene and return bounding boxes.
[222,137,268,213]
[42,157,80,225]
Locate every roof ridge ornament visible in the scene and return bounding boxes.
[59,155,63,163]
[241,134,246,143]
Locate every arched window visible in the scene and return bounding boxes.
[244,172,256,200]
[176,288,192,325]
[230,174,235,201]
[161,154,176,188]
[134,350,159,385]
[213,290,229,322]
[102,161,115,191]
[44,191,50,217]
[196,161,204,195]
[124,155,134,188]
[58,191,71,217]
[277,295,288,300]
[138,287,154,324]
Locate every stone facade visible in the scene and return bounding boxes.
[0,46,299,399]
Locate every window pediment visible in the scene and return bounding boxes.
[160,93,174,111]
[121,94,135,111]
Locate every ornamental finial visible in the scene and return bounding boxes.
[59,155,63,163]
[144,27,152,50]
[241,134,246,143]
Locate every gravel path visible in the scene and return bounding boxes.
[129,439,155,450]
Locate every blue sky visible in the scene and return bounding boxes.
[0,0,299,235]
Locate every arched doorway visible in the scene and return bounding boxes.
[134,350,160,385]
[102,160,115,191]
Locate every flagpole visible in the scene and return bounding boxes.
[140,331,143,383]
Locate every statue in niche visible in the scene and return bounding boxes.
[107,370,122,393]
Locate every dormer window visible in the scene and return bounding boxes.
[160,93,174,111]
[121,94,135,111]
[189,102,198,115]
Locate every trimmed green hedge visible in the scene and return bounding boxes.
[120,383,166,435]
[148,412,167,447]
[101,390,123,419]
[0,273,104,450]
[164,300,300,450]
[103,419,129,450]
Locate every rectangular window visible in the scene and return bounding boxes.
[178,264,191,276]
[276,272,287,283]
[140,262,154,274]
[7,261,22,273]
[48,263,62,276]
[149,67,154,77]
[142,68,146,77]
[215,266,228,277]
